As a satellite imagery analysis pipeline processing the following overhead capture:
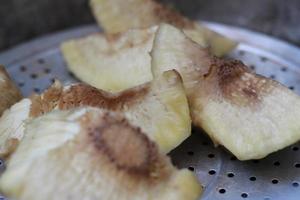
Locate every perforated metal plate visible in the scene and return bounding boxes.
[0,22,300,200]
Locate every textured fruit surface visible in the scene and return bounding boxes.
[61,27,156,92]
[0,71,191,155]
[152,24,300,160]
[0,108,202,200]
[59,70,191,153]
[90,0,237,56]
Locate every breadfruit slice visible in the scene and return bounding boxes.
[90,0,237,56]
[0,70,191,156]
[0,108,202,200]
[61,27,156,92]
[59,70,191,153]
[151,24,300,160]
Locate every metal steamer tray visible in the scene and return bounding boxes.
[0,22,300,200]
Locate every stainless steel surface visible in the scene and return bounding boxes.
[0,23,300,200]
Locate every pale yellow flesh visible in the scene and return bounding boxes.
[59,70,192,153]
[151,24,300,160]
[90,0,237,56]
[0,108,202,200]
[0,99,31,158]
[61,27,156,92]
[0,70,191,156]
[122,70,191,153]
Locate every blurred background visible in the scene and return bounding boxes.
[0,0,299,51]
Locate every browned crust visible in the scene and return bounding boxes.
[80,111,171,182]
[215,60,272,107]
[217,60,251,88]
[30,80,63,117]
[152,0,195,29]
[59,83,150,111]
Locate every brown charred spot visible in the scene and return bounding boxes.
[216,60,271,107]
[87,113,162,177]
[30,81,63,117]
[59,84,149,111]
[242,88,258,99]
[105,32,123,43]
[217,60,250,87]
[153,0,194,29]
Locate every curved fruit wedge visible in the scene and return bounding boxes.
[151,24,300,160]
[0,65,22,116]
[59,70,191,153]
[0,108,202,200]
[61,27,156,92]
[0,71,190,156]
[90,0,237,56]
[0,99,31,158]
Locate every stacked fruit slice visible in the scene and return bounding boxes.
[151,24,300,160]
[1,1,300,200]
[0,108,202,200]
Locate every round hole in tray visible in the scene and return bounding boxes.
[292,146,299,151]
[292,182,299,187]
[295,163,300,168]
[239,50,245,56]
[241,193,248,198]
[270,74,276,79]
[289,86,295,90]
[272,179,279,184]
[230,156,237,161]
[219,188,226,194]
[252,160,260,164]
[249,176,256,181]
[33,88,40,93]
[209,170,216,175]
[281,67,287,72]
[30,73,38,79]
[37,58,45,64]
[273,161,280,166]
[68,71,75,78]
[227,172,234,178]
[208,153,215,158]
[188,166,194,171]
[44,68,51,74]
[260,56,268,62]
[19,65,27,72]
[18,82,25,87]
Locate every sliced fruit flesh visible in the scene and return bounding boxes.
[0,65,22,116]
[0,99,31,158]
[90,0,237,56]
[0,108,202,200]
[59,70,191,153]
[61,27,156,92]
[0,71,191,156]
[151,24,300,160]
[0,81,63,158]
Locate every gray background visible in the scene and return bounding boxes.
[0,0,299,51]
